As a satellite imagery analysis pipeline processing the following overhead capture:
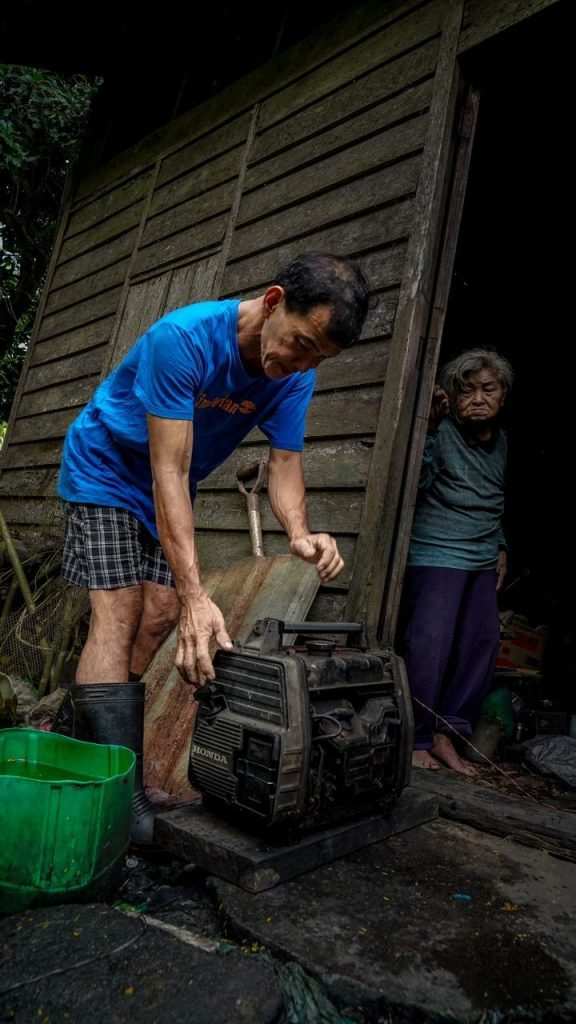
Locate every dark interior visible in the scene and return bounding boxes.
[440,0,572,707]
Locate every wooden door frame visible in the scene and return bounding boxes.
[377,77,481,643]
[346,1,481,642]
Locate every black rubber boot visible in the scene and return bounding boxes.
[72,682,156,845]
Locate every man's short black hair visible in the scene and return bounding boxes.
[275,252,369,348]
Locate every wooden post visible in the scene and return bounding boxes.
[346,0,466,639]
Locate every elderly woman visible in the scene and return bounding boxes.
[398,348,514,773]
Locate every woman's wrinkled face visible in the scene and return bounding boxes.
[457,368,505,423]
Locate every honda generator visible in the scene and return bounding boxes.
[189,620,413,833]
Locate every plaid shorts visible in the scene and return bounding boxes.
[61,503,175,590]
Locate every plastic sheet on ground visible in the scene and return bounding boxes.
[274,961,358,1024]
[524,735,576,788]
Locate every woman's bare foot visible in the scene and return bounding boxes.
[430,733,477,776]
[412,749,440,770]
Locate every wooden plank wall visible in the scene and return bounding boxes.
[0,0,446,620]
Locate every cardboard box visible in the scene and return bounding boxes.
[497,611,548,671]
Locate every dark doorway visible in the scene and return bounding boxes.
[438,0,573,705]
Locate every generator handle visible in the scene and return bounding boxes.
[249,618,369,653]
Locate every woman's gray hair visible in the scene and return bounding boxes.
[439,348,514,411]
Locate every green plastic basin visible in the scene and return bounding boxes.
[0,728,135,912]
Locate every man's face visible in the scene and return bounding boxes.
[457,368,505,424]
[260,297,343,379]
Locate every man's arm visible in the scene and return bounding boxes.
[148,414,232,686]
[267,447,343,582]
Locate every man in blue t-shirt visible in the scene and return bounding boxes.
[58,251,369,841]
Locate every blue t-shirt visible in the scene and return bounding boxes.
[58,300,315,537]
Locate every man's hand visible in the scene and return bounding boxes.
[496,550,507,592]
[175,592,233,688]
[290,533,344,582]
[429,385,449,432]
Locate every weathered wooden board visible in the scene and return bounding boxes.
[346,0,464,630]
[243,386,382,443]
[133,220,226,278]
[154,788,439,892]
[34,316,115,354]
[51,230,137,291]
[309,591,348,623]
[44,257,132,316]
[241,117,427,225]
[67,170,154,236]
[257,0,443,131]
[38,288,123,340]
[205,437,375,489]
[26,347,107,392]
[411,770,576,861]
[230,159,420,262]
[155,114,251,191]
[314,338,391,391]
[249,86,430,192]
[0,466,57,497]
[16,377,99,419]
[221,214,410,296]
[249,42,437,167]
[0,438,63,470]
[59,205,145,263]
[142,179,237,249]
[192,490,365,533]
[143,554,319,797]
[459,0,559,53]
[9,408,76,444]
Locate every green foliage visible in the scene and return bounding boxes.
[0,64,100,425]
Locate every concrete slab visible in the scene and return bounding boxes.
[0,903,282,1024]
[213,818,576,1023]
[154,788,438,892]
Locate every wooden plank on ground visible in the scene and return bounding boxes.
[154,788,439,892]
[411,771,576,861]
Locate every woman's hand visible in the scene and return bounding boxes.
[428,386,449,432]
